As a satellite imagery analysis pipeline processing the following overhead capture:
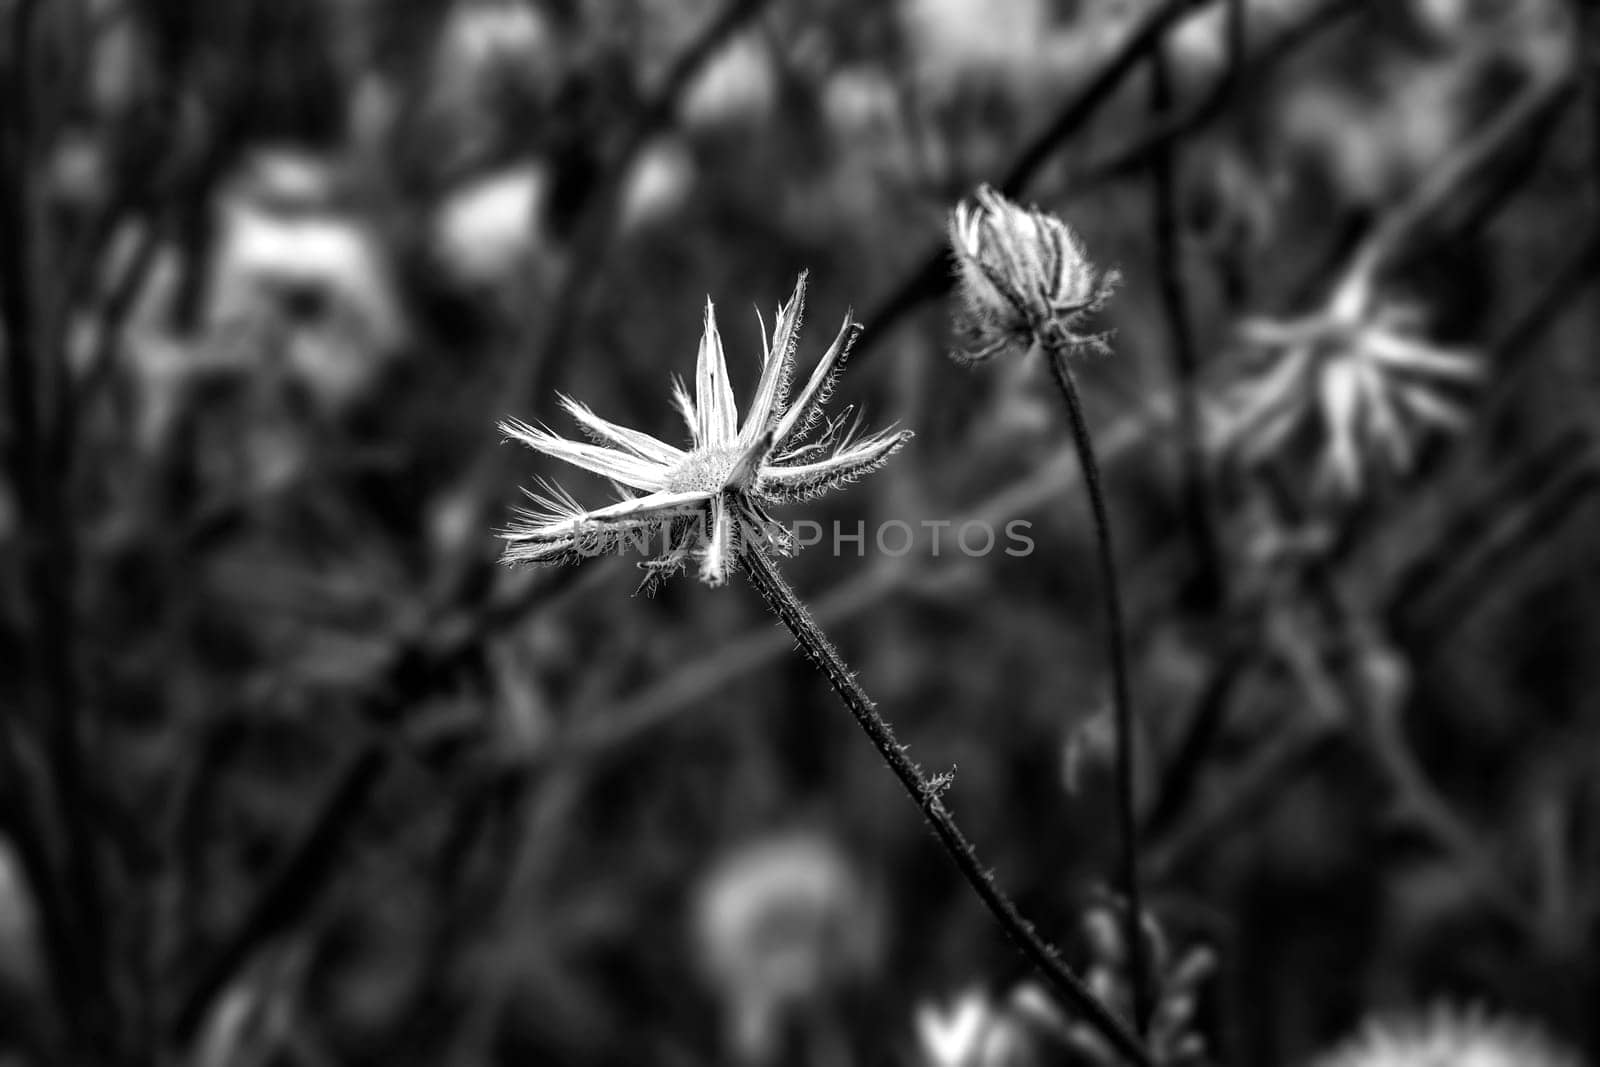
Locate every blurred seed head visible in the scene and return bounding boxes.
[1211,263,1481,498]
[692,830,881,1063]
[1307,1003,1583,1067]
[947,185,1119,364]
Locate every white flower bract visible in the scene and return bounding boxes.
[500,273,911,586]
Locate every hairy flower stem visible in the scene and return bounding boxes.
[1043,340,1153,1034]
[738,548,1151,1067]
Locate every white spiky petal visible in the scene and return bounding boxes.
[500,272,911,586]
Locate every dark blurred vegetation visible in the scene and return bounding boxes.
[0,0,1597,1064]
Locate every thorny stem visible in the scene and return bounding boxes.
[1042,342,1153,1035]
[737,548,1152,1067]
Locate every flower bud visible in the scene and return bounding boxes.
[948,184,1118,363]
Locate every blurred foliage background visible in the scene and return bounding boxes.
[1,0,1597,1064]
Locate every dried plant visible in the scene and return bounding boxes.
[500,272,909,585]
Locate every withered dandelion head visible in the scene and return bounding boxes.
[500,272,911,586]
[948,184,1119,364]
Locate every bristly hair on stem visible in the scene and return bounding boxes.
[737,546,1152,1067]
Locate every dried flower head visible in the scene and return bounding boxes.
[1212,262,1480,495]
[1308,1003,1583,1067]
[500,272,910,586]
[948,184,1119,363]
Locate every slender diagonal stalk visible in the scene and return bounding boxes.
[737,548,1151,1067]
[1042,341,1152,1034]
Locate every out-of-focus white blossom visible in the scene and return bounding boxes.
[903,0,1102,93]
[1307,1003,1583,1067]
[435,0,556,92]
[206,150,406,409]
[680,30,777,129]
[914,987,1036,1067]
[1408,0,1573,74]
[693,831,880,1063]
[434,163,553,282]
[618,136,697,232]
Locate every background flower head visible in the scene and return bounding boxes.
[1211,263,1481,496]
[692,830,881,1064]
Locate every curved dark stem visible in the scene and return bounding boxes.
[737,548,1151,1067]
[1042,343,1152,1034]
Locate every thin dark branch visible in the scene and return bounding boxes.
[64,218,164,460]
[168,562,589,1044]
[1147,722,1336,883]
[1077,0,1358,189]
[1142,646,1250,839]
[855,0,1222,361]
[1384,229,1600,619]
[1396,90,1576,275]
[172,745,390,1043]
[998,0,1217,195]
[1365,74,1576,271]
[1400,441,1598,656]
